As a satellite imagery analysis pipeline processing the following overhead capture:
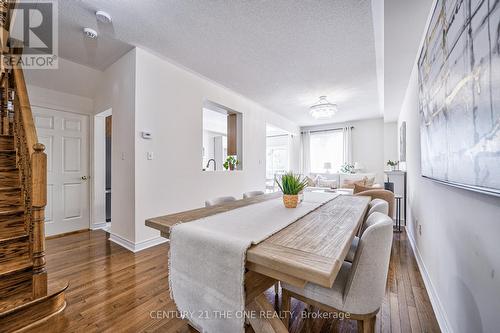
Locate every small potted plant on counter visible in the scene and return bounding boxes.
[387,160,399,171]
[276,172,308,208]
[223,156,239,170]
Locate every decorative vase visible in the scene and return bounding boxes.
[283,194,299,208]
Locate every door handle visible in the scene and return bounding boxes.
[81,176,88,181]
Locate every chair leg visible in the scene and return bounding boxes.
[358,316,375,333]
[304,305,313,332]
[281,289,291,330]
[274,282,280,311]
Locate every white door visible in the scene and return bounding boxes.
[33,107,89,236]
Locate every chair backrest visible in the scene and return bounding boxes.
[368,198,389,216]
[243,190,265,199]
[343,212,393,314]
[205,196,237,207]
[354,189,395,217]
[360,210,389,235]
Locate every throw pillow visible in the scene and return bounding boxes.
[365,177,375,187]
[353,183,373,194]
[342,179,364,189]
[304,176,316,187]
[318,178,337,189]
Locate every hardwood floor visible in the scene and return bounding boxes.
[27,229,440,332]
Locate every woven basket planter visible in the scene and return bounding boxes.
[283,194,299,208]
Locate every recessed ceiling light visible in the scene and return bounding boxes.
[96,10,112,23]
[83,27,98,39]
[309,96,338,119]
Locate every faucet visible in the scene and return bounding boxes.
[206,159,216,171]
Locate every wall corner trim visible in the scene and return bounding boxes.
[108,233,168,253]
[406,229,453,333]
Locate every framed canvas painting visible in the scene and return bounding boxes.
[418,0,500,196]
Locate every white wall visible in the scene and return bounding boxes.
[133,48,301,244]
[301,118,385,184]
[25,57,102,100]
[95,49,137,244]
[398,65,500,333]
[384,121,398,164]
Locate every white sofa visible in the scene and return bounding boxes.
[306,172,380,191]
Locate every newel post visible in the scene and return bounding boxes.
[32,142,48,298]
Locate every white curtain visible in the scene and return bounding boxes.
[301,131,311,175]
[343,126,353,164]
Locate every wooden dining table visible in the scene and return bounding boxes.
[146,192,370,333]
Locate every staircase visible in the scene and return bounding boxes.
[0,1,67,331]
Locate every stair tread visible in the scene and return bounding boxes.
[0,258,32,276]
[0,206,24,216]
[0,291,33,314]
[0,167,18,172]
[0,233,28,243]
[0,186,21,191]
[0,279,68,315]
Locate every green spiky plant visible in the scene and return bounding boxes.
[276,172,309,195]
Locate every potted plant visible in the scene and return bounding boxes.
[223,156,239,170]
[387,160,399,171]
[276,172,308,208]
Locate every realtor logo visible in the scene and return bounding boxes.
[1,0,58,69]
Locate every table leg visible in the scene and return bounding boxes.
[245,271,289,333]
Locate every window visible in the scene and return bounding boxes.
[202,101,242,171]
[310,130,344,173]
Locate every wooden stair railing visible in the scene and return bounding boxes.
[11,63,48,298]
[0,1,67,331]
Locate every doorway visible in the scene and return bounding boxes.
[93,109,112,231]
[266,124,291,191]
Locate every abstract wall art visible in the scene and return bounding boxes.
[400,121,406,162]
[418,0,500,196]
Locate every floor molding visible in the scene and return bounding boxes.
[108,232,168,253]
[406,229,452,333]
[90,222,109,230]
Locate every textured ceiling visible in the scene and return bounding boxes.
[384,0,434,122]
[54,0,381,126]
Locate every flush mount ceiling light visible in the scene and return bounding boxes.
[309,96,338,119]
[96,10,112,23]
[83,27,98,39]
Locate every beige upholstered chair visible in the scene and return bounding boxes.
[281,212,393,332]
[243,190,265,199]
[368,198,389,216]
[204,196,236,207]
[355,189,395,218]
[346,211,389,263]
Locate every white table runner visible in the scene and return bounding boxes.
[169,192,338,333]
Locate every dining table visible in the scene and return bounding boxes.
[145,192,371,333]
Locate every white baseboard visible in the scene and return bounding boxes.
[406,229,452,333]
[108,233,168,253]
[90,222,109,230]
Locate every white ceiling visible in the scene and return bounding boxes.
[383,0,434,122]
[54,0,381,126]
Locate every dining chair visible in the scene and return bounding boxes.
[346,212,387,263]
[281,212,393,333]
[355,189,395,218]
[204,196,237,207]
[243,190,265,199]
[368,198,389,216]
